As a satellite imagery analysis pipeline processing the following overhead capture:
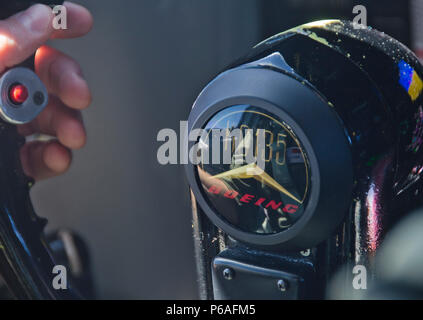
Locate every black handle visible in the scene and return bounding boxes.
[0,0,80,299]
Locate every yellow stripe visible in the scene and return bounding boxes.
[409,71,423,101]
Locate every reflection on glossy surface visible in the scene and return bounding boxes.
[191,20,423,298]
[0,121,79,299]
[196,105,310,234]
[235,19,423,256]
[355,153,393,266]
[212,163,301,203]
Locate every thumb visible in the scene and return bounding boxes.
[0,4,54,72]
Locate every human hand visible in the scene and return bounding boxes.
[0,2,93,180]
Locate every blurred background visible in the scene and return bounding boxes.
[30,0,416,299]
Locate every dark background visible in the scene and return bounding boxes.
[30,0,412,299]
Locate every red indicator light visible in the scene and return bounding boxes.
[9,83,28,105]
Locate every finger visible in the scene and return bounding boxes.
[20,140,72,180]
[51,1,93,39]
[0,4,55,72]
[35,46,91,109]
[18,96,86,150]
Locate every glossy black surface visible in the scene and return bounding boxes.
[197,105,310,234]
[0,0,80,299]
[190,20,423,298]
[0,122,79,299]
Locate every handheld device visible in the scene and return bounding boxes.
[0,1,82,299]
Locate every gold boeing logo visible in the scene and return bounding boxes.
[212,163,302,203]
[199,106,309,229]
